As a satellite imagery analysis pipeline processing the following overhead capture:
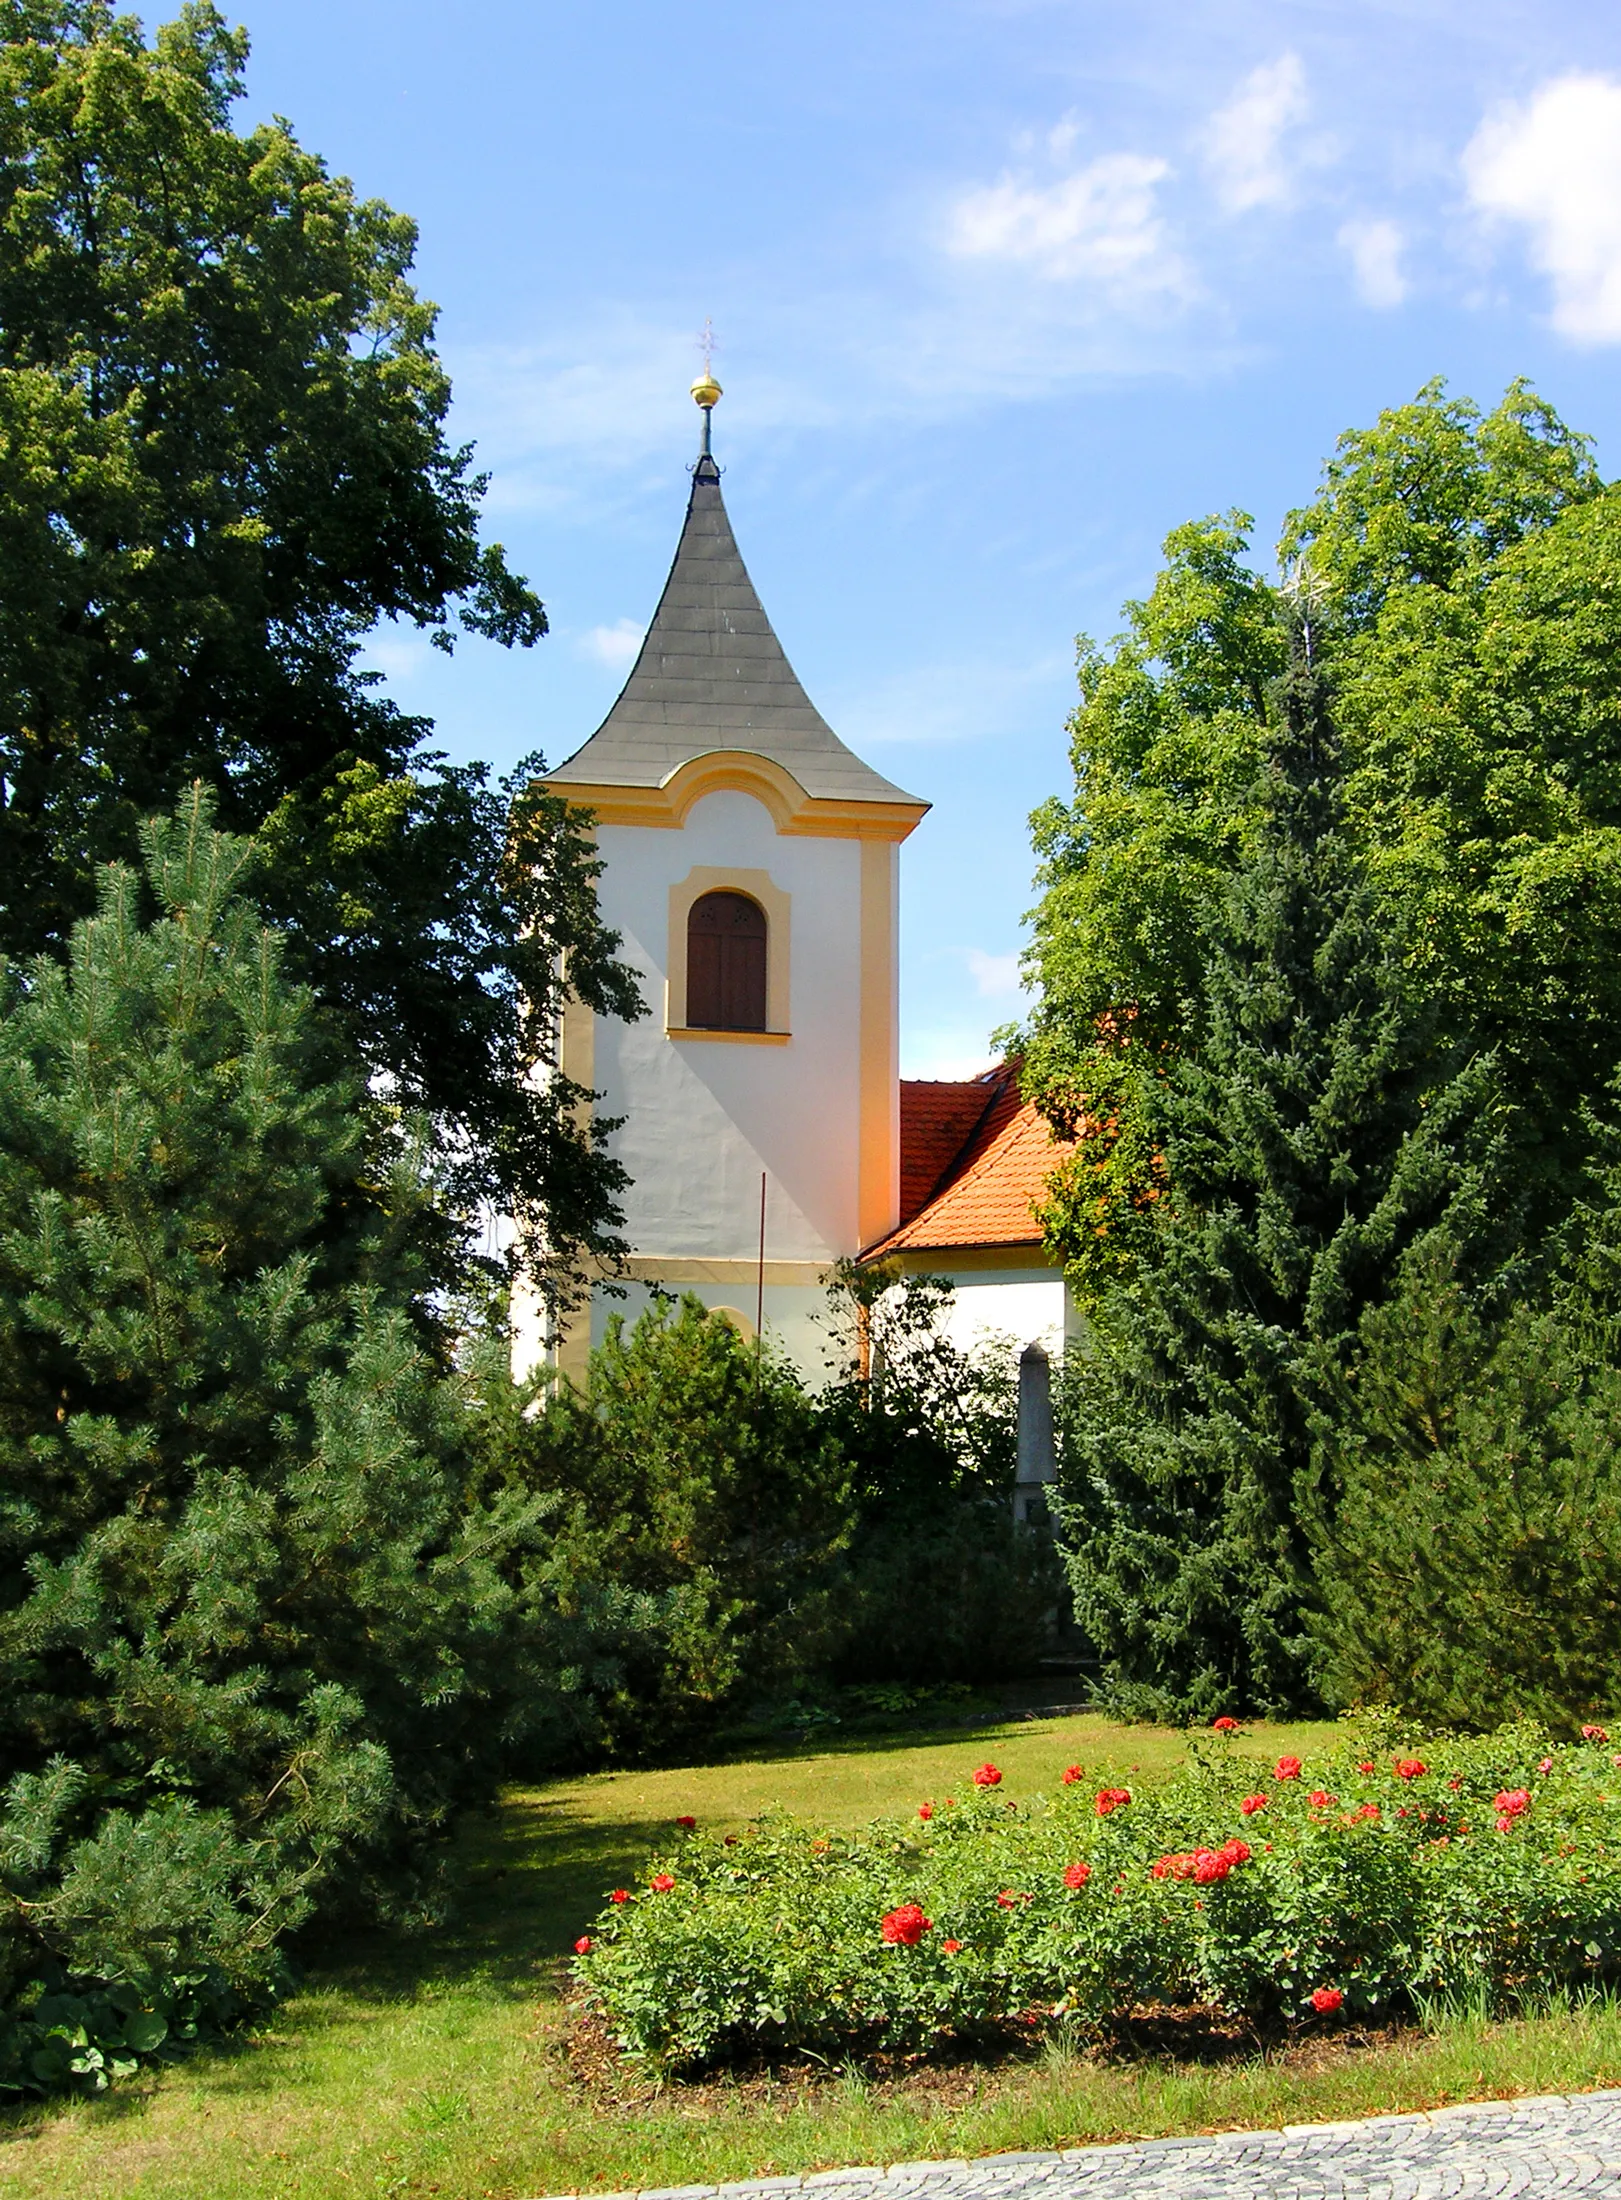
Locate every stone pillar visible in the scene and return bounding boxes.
[1013,1340,1056,1526]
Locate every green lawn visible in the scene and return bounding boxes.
[5,1711,1621,2200]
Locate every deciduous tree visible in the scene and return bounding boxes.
[0,1,639,1303]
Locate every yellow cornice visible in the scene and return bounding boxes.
[542,751,928,844]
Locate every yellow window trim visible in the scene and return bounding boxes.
[668,1026,790,1045]
[667,865,791,1036]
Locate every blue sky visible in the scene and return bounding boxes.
[240,0,1621,1075]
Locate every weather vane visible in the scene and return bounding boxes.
[690,319,723,459]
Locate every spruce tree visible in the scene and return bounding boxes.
[1059,608,1508,1717]
[1312,1154,1621,1729]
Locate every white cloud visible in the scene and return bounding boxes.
[1463,73,1621,343]
[1203,54,1309,216]
[1338,218,1407,308]
[362,635,433,684]
[948,152,1185,296]
[965,948,1024,999]
[578,618,645,670]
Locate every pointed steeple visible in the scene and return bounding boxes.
[547,390,922,809]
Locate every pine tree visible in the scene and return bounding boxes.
[0,793,592,2046]
[1058,609,1510,1717]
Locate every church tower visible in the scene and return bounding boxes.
[537,376,928,1377]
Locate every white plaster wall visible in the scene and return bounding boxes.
[930,1271,1072,1366]
[589,1280,838,1384]
[593,790,867,1264]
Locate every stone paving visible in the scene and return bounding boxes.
[573,2090,1621,2200]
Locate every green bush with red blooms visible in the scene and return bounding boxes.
[571,1723,1621,2070]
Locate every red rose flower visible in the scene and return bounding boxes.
[1193,1848,1231,1884]
[649,1872,676,1893]
[1095,1786,1132,1816]
[880,1902,931,1945]
[609,1888,630,1904]
[918,1803,933,1821]
[1219,1837,1251,1865]
[1152,1851,1200,1881]
[675,1815,697,1829]
[1583,1724,1609,1743]
[1063,1861,1091,1889]
[972,1763,1003,1788]
[1493,1787,1531,1819]
[1355,1802,1380,1821]
[1212,1716,1238,1732]
[942,1938,962,1953]
[1308,1789,1333,1808]
[1240,1793,1267,1816]
[1310,1986,1344,2014]
[1357,1760,1375,1774]
[1275,1756,1302,1780]
[1394,1758,1427,1780]
[996,1890,1019,1908]
[574,1935,592,1954]
[1061,1765,1083,1785]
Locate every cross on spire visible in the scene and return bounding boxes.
[690,320,723,460]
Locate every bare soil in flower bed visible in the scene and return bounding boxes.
[560,1995,1401,2110]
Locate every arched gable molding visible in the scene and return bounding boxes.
[553,750,926,844]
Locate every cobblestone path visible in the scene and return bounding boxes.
[581,2089,1621,2200]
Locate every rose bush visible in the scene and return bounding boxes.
[572,1723,1621,2070]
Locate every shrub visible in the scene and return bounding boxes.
[831,1506,1061,1686]
[504,1297,858,1755]
[573,1723,1621,2070]
[818,1263,1060,1687]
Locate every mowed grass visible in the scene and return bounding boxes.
[5,1711,1621,2199]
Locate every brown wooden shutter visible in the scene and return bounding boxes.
[686,891,767,1030]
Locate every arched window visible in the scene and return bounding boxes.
[686,890,767,1031]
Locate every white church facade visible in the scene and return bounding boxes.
[524,377,1079,1387]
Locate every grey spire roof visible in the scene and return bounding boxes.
[547,455,922,806]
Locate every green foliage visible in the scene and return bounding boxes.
[574,1725,1621,2071]
[1024,382,1616,1290]
[816,1263,1059,1688]
[498,1281,1056,1743]
[1311,1166,1621,1726]
[1053,624,1507,1719]
[0,797,596,2085]
[0,1,639,1303]
[820,1261,1018,1507]
[503,1298,859,1754]
[833,1507,1060,1688]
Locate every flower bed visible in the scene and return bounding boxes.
[571,1723,1621,2070]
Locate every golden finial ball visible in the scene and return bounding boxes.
[690,370,722,410]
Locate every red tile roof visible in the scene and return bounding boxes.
[898,1075,999,1222]
[869,1066,1069,1257]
